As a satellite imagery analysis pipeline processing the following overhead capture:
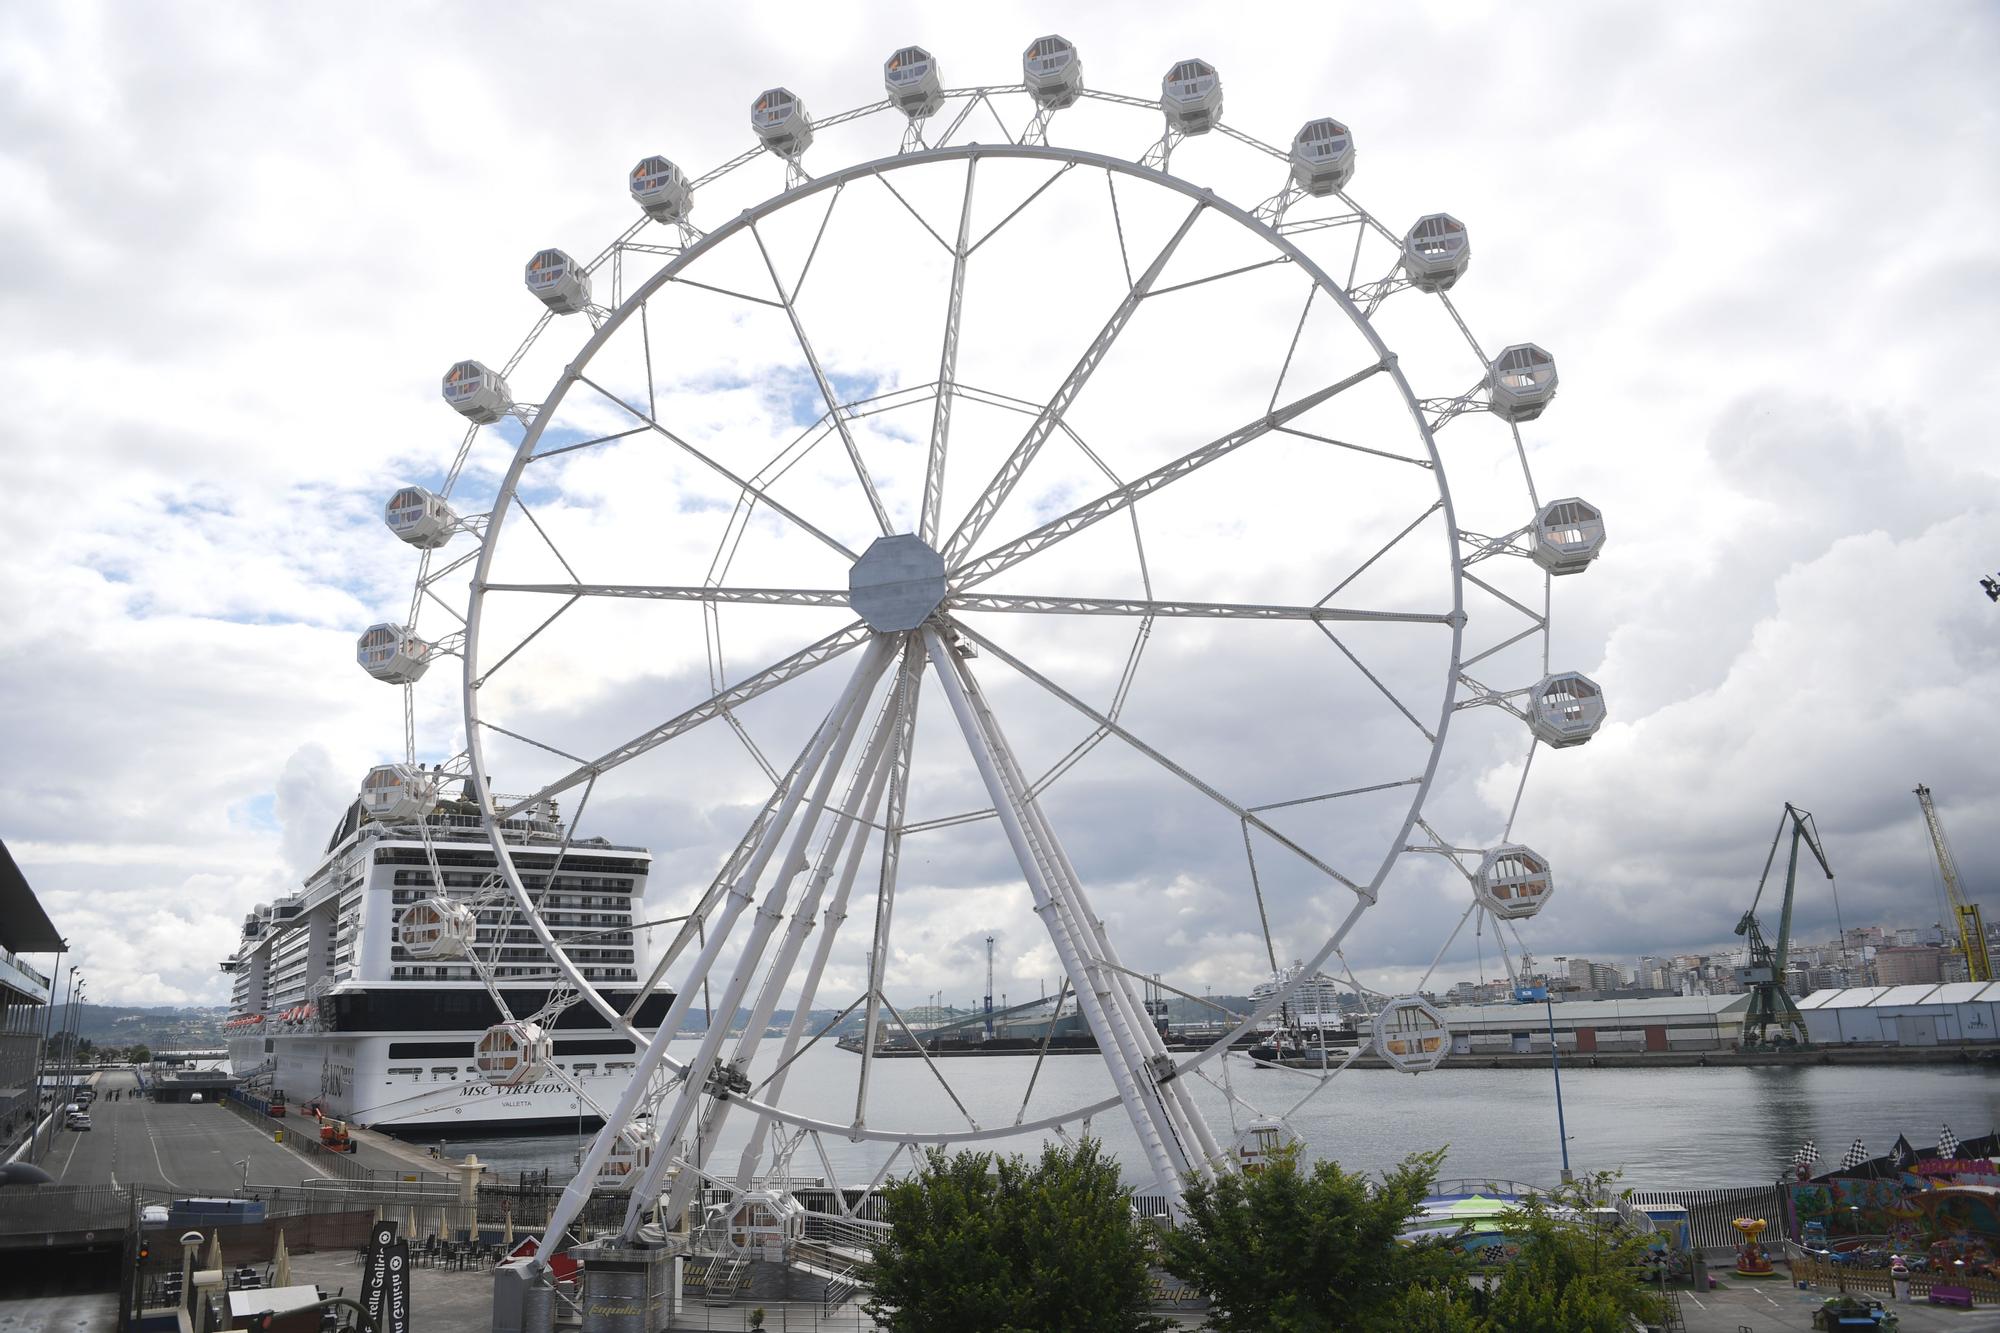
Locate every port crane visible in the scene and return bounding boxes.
[1736,803,1834,1047]
[1915,784,1991,983]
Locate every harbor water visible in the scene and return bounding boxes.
[433,1036,2000,1190]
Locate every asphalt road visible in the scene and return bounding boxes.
[44,1069,407,1196]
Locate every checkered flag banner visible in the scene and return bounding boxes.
[1841,1138,1869,1170]
[1940,1124,1961,1159]
[1795,1139,1819,1168]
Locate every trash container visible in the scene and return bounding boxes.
[273,1128,284,1144]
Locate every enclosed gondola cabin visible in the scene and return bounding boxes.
[1290,118,1355,195]
[884,46,943,118]
[355,623,433,686]
[1233,1117,1300,1174]
[751,88,813,157]
[1527,672,1606,748]
[1022,35,1083,109]
[1403,214,1471,293]
[524,248,590,315]
[441,360,512,424]
[1161,59,1222,136]
[475,1021,552,1088]
[1374,997,1450,1073]
[725,1190,804,1260]
[1475,845,1554,921]
[383,486,458,549]
[1532,497,1606,576]
[359,764,439,821]
[629,156,693,224]
[395,896,477,960]
[595,1137,654,1190]
[1487,343,1558,423]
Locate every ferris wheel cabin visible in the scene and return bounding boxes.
[1232,1117,1300,1174]
[1527,672,1606,748]
[1023,35,1083,109]
[359,763,439,821]
[476,1021,552,1087]
[1374,997,1451,1073]
[395,896,477,960]
[1161,59,1223,135]
[1532,497,1606,576]
[441,360,512,424]
[1487,343,1558,422]
[629,156,693,224]
[355,623,434,686]
[884,46,943,118]
[1290,118,1355,195]
[752,88,813,157]
[383,485,458,549]
[1475,844,1553,920]
[1403,214,1472,293]
[524,248,591,315]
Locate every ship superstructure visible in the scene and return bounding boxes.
[1251,962,1356,1033]
[224,777,670,1135]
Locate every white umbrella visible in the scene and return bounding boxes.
[503,1211,514,1252]
[205,1230,223,1272]
[273,1229,290,1288]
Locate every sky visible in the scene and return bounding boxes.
[2,1,1996,1014]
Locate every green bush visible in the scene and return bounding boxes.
[864,1138,1168,1333]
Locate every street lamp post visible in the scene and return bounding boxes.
[1544,990,1573,1185]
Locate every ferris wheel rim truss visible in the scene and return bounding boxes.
[378,77,1589,1244]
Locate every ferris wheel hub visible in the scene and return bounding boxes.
[847,533,948,631]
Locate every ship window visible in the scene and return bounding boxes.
[607,1062,634,1074]
[573,1063,597,1076]
[387,1066,422,1077]
[431,1066,456,1081]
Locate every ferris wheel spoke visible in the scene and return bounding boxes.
[489,621,874,821]
[574,372,859,562]
[1273,424,1433,469]
[947,618,1365,895]
[1319,500,1446,604]
[950,593,1454,625]
[952,361,1390,590]
[1312,622,1437,745]
[856,642,925,1130]
[480,581,850,609]
[920,159,980,546]
[749,221,895,536]
[943,200,1205,566]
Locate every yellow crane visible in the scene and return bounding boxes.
[1915,784,1991,983]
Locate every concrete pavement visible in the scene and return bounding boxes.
[43,1069,428,1196]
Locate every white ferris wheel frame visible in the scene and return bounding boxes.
[388,74,1582,1261]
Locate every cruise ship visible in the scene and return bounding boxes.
[223,768,672,1136]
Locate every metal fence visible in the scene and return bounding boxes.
[1629,1183,1790,1250]
[0,1183,129,1245]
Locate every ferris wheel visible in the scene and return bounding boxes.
[357,38,1606,1257]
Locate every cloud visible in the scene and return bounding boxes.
[1,1,1995,1027]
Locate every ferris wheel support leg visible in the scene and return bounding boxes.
[619,640,898,1238]
[529,637,894,1272]
[992,690,1220,1182]
[735,646,920,1189]
[922,628,1191,1212]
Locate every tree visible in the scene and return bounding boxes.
[865,1138,1169,1333]
[1160,1145,1468,1332]
[1478,1175,1668,1333]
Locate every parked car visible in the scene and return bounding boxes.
[65,1115,91,1132]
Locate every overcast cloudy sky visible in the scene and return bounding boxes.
[2,2,1995,1011]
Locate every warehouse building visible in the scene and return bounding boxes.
[1797,984,2000,1046]
[1435,994,1750,1055]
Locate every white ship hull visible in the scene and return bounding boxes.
[230,1028,655,1137]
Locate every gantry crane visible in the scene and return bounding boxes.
[1735,803,1834,1047]
[1915,785,1991,983]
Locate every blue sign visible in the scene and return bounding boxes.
[1512,986,1548,1004]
